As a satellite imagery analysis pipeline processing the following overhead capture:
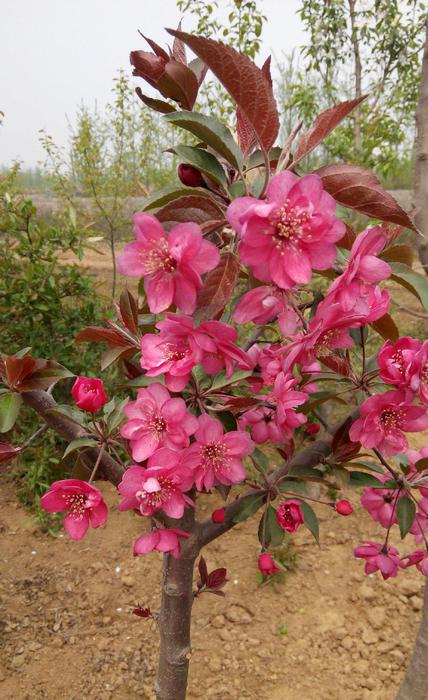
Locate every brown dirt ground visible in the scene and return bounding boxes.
[1,435,428,700]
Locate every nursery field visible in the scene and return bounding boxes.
[0,432,427,700]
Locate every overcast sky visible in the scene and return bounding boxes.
[0,0,305,168]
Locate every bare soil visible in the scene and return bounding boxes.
[1,428,427,700]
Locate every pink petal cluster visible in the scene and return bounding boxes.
[120,382,197,462]
[354,541,404,579]
[118,448,194,519]
[408,340,428,404]
[378,337,421,388]
[71,377,107,413]
[117,214,219,314]
[276,499,304,533]
[181,414,254,491]
[140,313,251,392]
[133,527,190,559]
[360,474,401,528]
[258,552,280,576]
[403,550,428,575]
[349,389,428,456]
[327,226,391,317]
[233,286,299,336]
[40,479,108,540]
[227,172,344,289]
[407,447,428,496]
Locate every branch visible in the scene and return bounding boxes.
[22,390,125,486]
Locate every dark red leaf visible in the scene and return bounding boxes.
[75,326,131,348]
[206,567,227,589]
[155,194,226,231]
[236,106,258,157]
[371,313,399,342]
[2,355,37,388]
[135,87,175,114]
[333,441,361,462]
[293,96,366,166]
[172,22,187,64]
[157,59,199,110]
[261,56,273,87]
[318,353,352,377]
[166,29,279,152]
[130,50,166,86]
[194,253,240,322]
[381,244,414,267]
[118,290,139,335]
[332,416,353,454]
[314,163,417,232]
[0,443,21,464]
[337,224,356,250]
[139,32,170,61]
[198,556,208,586]
[132,606,152,618]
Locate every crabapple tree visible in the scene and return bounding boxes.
[2,25,428,700]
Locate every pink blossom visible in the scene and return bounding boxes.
[354,541,404,579]
[233,286,299,335]
[407,447,428,496]
[118,448,194,519]
[227,172,344,289]
[269,372,307,438]
[117,213,219,314]
[402,550,428,575]
[410,498,428,543]
[335,499,353,516]
[327,226,391,315]
[71,377,107,413]
[276,499,304,532]
[250,343,283,387]
[378,337,421,388]
[140,314,251,392]
[258,552,280,576]
[349,389,428,456]
[133,527,190,559]
[40,479,108,540]
[120,382,197,462]
[360,474,401,528]
[408,340,428,404]
[182,414,254,491]
[238,406,278,444]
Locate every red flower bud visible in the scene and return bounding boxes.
[211,508,225,524]
[178,163,204,188]
[71,376,107,413]
[305,422,320,435]
[258,552,280,576]
[276,499,304,533]
[335,499,353,516]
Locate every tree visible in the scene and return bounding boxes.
[3,24,428,700]
[280,0,426,179]
[414,15,428,274]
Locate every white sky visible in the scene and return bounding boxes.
[0,0,304,168]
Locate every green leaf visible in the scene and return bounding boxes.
[349,471,386,487]
[0,393,22,433]
[232,494,264,523]
[47,405,86,428]
[105,397,129,431]
[299,500,319,543]
[390,262,428,311]
[164,111,243,171]
[396,496,416,539]
[125,375,165,389]
[302,390,348,413]
[251,448,269,474]
[141,185,216,211]
[167,145,228,189]
[347,459,384,474]
[216,410,237,432]
[63,437,98,458]
[278,479,305,494]
[207,369,253,392]
[258,506,284,547]
[246,147,282,170]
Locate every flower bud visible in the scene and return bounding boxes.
[335,499,353,516]
[258,552,280,576]
[211,508,225,524]
[71,376,107,413]
[305,422,320,435]
[177,163,204,187]
[276,499,304,533]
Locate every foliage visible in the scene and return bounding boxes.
[277,0,426,178]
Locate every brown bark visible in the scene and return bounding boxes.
[415,15,428,273]
[396,584,428,700]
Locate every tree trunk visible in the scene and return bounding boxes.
[154,508,198,700]
[415,15,428,274]
[396,584,428,700]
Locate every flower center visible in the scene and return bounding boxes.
[137,476,174,507]
[200,441,228,472]
[280,504,295,526]
[380,407,404,432]
[269,202,311,252]
[316,328,340,355]
[142,239,176,274]
[149,412,166,436]
[63,493,87,521]
[163,342,187,362]
[422,362,428,386]
[391,350,404,375]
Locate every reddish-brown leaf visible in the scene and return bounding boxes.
[236,106,258,157]
[119,290,139,335]
[381,244,414,267]
[198,556,208,586]
[2,355,37,388]
[155,195,226,231]
[337,224,356,250]
[293,96,366,166]
[139,33,170,61]
[135,87,175,114]
[0,443,21,464]
[76,326,131,348]
[314,163,417,232]
[332,416,353,454]
[172,22,187,64]
[166,29,279,152]
[157,59,199,110]
[371,313,399,342]
[318,353,352,377]
[194,253,240,322]
[206,567,227,589]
